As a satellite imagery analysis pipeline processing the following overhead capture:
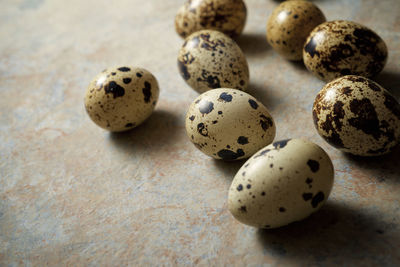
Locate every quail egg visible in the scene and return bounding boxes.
[313,75,400,156]
[266,0,326,60]
[303,20,388,81]
[84,66,159,132]
[178,30,249,93]
[185,88,276,160]
[228,139,334,229]
[175,0,247,39]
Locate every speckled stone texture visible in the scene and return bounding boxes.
[1,0,400,266]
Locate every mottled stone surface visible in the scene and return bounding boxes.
[1,0,399,266]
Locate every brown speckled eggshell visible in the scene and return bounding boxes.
[303,20,388,81]
[185,88,276,160]
[84,67,159,132]
[313,75,400,156]
[266,0,326,61]
[228,139,334,229]
[175,0,247,39]
[178,30,249,94]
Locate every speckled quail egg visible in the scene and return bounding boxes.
[185,88,276,160]
[303,20,388,81]
[266,0,326,61]
[228,139,334,229]
[178,30,249,94]
[313,75,400,156]
[84,66,159,132]
[175,0,247,39]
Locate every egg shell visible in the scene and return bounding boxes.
[266,0,326,61]
[313,75,400,156]
[178,30,249,94]
[84,67,159,132]
[185,88,275,160]
[175,0,247,39]
[228,139,334,229]
[303,20,388,81]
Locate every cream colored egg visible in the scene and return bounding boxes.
[178,30,249,94]
[313,75,400,156]
[228,139,334,229]
[303,20,388,81]
[185,88,275,160]
[175,0,247,39]
[84,66,159,132]
[266,0,326,60]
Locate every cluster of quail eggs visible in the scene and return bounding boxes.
[83,0,400,230]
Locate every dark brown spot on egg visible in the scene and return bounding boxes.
[104,81,125,99]
[325,132,345,149]
[348,98,381,140]
[366,80,381,92]
[217,149,245,160]
[123,78,131,84]
[311,191,325,208]
[197,123,208,137]
[302,193,313,201]
[341,86,352,96]
[260,115,273,131]
[273,139,290,149]
[142,81,152,103]
[254,148,271,158]
[332,101,345,131]
[219,92,233,102]
[307,159,320,173]
[304,36,320,58]
[197,69,221,89]
[237,136,249,145]
[248,99,258,109]
[178,60,191,80]
[118,67,131,72]
[350,28,387,73]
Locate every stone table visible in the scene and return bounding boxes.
[1,0,399,265]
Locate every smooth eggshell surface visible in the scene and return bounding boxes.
[228,139,334,229]
[266,0,326,60]
[175,0,247,39]
[178,30,249,94]
[303,20,388,81]
[313,75,400,156]
[185,88,276,160]
[84,67,159,132]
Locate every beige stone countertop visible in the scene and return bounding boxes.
[1,0,399,265]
